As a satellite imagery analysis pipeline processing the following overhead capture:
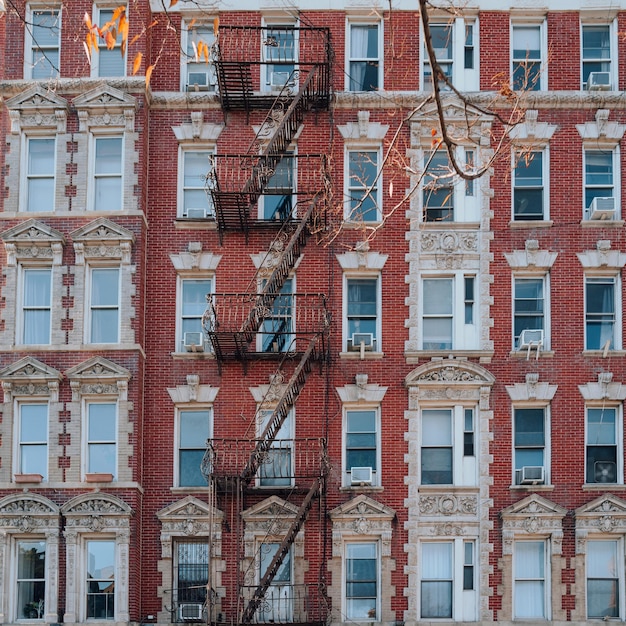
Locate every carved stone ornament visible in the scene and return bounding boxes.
[575,495,626,536]
[61,493,132,535]
[0,494,60,532]
[4,85,68,133]
[501,494,567,547]
[418,494,478,516]
[70,218,135,265]
[420,231,478,255]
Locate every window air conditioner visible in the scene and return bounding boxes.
[349,333,374,352]
[270,71,291,87]
[518,329,544,351]
[518,466,545,485]
[185,207,207,219]
[587,72,611,91]
[351,466,373,485]
[178,603,203,621]
[184,332,205,352]
[589,196,616,220]
[187,71,211,91]
[594,461,617,483]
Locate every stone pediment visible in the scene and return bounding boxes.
[501,493,567,518]
[576,494,626,518]
[575,495,626,538]
[5,84,68,111]
[157,495,220,521]
[329,494,395,521]
[1,219,65,244]
[242,496,299,520]
[73,84,137,112]
[65,357,131,382]
[0,356,62,382]
[406,358,495,387]
[70,217,135,244]
[61,492,132,517]
[0,492,60,517]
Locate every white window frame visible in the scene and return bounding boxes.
[585,405,622,486]
[15,401,49,481]
[513,406,550,485]
[581,21,616,91]
[178,147,215,219]
[513,539,549,619]
[84,537,116,620]
[84,400,118,479]
[344,541,380,621]
[25,6,61,80]
[177,276,212,353]
[343,407,380,487]
[87,265,121,345]
[422,17,479,92]
[583,147,619,219]
[23,135,56,213]
[345,148,381,223]
[181,20,217,92]
[261,18,299,93]
[176,407,212,488]
[346,20,381,92]
[586,538,623,619]
[255,408,294,488]
[14,538,47,621]
[89,134,123,212]
[18,266,52,345]
[513,274,549,351]
[91,5,126,78]
[584,274,620,352]
[259,152,297,221]
[511,21,546,91]
[344,274,381,353]
[513,149,548,221]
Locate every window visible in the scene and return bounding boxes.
[26,137,55,212]
[86,540,115,619]
[175,542,208,610]
[424,24,453,90]
[421,409,452,485]
[89,267,120,344]
[18,403,48,480]
[92,136,123,211]
[17,540,46,620]
[27,9,60,79]
[260,278,293,353]
[585,276,616,351]
[257,410,293,487]
[424,151,453,222]
[345,409,378,486]
[179,278,212,352]
[259,543,293,622]
[348,23,380,91]
[345,543,378,620]
[181,150,214,219]
[512,24,543,90]
[263,25,297,90]
[463,540,475,591]
[93,8,125,77]
[587,540,620,618]
[421,542,453,618]
[347,150,379,222]
[183,23,216,91]
[20,268,51,344]
[262,155,294,221]
[582,24,612,89]
[463,408,475,457]
[513,151,545,220]
[87,403,116,478]
[514,540,547,618]
[514,408,546,484]
[584,149,615,214]
[514,277,545,349]
[178,410,211,487]
[586,407,619,484]
[346,277,379,351]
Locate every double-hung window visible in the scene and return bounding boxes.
[422,278,453,349]
[87,402,117,478]
[421,409,453,484]
[92,136,123,211]
[175,541,209,607]
[18,403,48,480]
[585,276,616,351]
[262,155,294,221]
[89,267,120,344]
[424,151,454,222]
[263,25,297,90]
[514,540,547,618]
[584,149,616,217]
[346,277,379,351]
[178,409,211,487]
[582,24,612,90]
[421,542,453,618]
[512,24,543,90]
[86,540,115,619]
[587,540,621,619]
[179,278,212,352]
[514,151,545,220]
[93,8,125,77]
[27,9,60,79]
[26,137,55,212]
[257,409,293,487]
[260,278,294,353]
[259,543,293,622]
[345,543,378,620]
[347,150,380,222]
[17,540,46,620]
[181,150,214,219]
[183,23,216,91]
[424,24,453,90]
[345,409,378,486]
[513,408,547,485]
[586,407,619,484]
[348,23,380,91]
[513,277,545,349]
[20,267,51,345]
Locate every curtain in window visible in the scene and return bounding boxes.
[421,543,452,618]
[350,26,368,90]
[515,541,545,618]
[588,541,619,618]
[23,269,51,344]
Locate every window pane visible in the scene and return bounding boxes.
[587,408,616,445]
[183,281,211,317]
[513,26,541,58]
[514,408,545,446]
[95,138,122,175]
[88,404,116,440]
[423,279,453,314]
[87,541,115,619]
[92,269,119,306]
[346,543,377,619]
[21,445,48,476]
[21,405,47,442]
[17,541,46,620]
[421,448,452,484]
[422,410,452,445]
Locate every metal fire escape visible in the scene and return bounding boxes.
[201,24,332,626]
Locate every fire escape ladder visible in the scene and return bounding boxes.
[240,476,324,624]
[240,336,319,484]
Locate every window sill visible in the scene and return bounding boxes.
[582,483,626,491]
[171,350,215,360]
[583,350,626,357]
[509,219,553,229]
[417,221,481,229]
[340,485,383,493]
[509,349,555,359]
[339,350,385,360]
[85,473,114,483]
[174,218,217,231]
[14,473,43,484]
[405,350,494,364]
[581,218,624,228]
[510,483,554,492]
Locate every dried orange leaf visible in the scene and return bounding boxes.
[130,33,142,46]
[170,0,179,6]
[213,17,219,36]
[84,12,93,29]
[430,128,437,136]
[132,51,143,75]
[188,18,196,28]
[105,30,116,49]
[145,64,154,87]
[112,6,125,21]
[83,40,92,63]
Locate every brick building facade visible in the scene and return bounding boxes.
[1,1,626,625]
